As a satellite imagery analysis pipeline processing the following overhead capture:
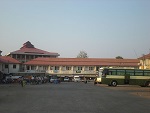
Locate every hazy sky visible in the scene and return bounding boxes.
[0,0,150,58]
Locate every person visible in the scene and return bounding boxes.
[21,77,25,87]
[84,77,87,84]
[94,78,97,85]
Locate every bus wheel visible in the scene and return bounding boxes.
[111,81,117,87]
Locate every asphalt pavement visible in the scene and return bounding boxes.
[0,82,150,113]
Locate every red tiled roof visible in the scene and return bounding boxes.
[24,58,139,67]
[8,41,60,56]
[138,53,150,59]
[0,56,21,64]
[0,57,7,63]
[10,47,60,56]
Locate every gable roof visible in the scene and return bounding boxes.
[0,56,21,64]
[8,41,60,56]
[138,53,150,59]
[24,58,139,67]
[0,57,7,63]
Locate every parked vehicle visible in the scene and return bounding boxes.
[73,76,81,82]
[50,75,60,83]
[99,68,150,87]
[64,76,69,82]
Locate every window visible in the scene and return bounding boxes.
[125,70,134,75]
[135,70,144,76]
[89,67,94,70]
[5,65,8,68]
[78,67,82,70]
[30,55,33,59]
[13,65,16,69]
[144,70,150,76]
[102,69,109,75]
[96,67,100,71]
[43,66,48,70]
[12,54,16,58]
[31,66,36,70]
[66,66,71,70]
[22,55,25,59]
[17,55,20,59]
[50,66,53,70]
[117,70,125,75]
[55,66,59,70]
[109,69,117,75]
[27,66,30,70]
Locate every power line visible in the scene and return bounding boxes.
[133,49,138,58]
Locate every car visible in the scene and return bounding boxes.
[50,78,55,83]
[50,75,61,83]
[64,77,69,82]
[73,76,81,82]
[50,78,60,83]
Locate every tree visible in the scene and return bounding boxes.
[77,51,88,58]
[116,56,123,59]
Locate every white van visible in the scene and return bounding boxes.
[73,76,81,82]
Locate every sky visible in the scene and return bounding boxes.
[0,0,150,59]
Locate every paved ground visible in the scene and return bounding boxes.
[97,84,150,99]
[0,82,150,113]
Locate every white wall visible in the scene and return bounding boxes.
[3,64,20,74]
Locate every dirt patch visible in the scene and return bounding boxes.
[97,84,150,99]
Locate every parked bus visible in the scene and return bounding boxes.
[99,68,150,87]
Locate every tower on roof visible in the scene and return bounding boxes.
[21,41,35,49]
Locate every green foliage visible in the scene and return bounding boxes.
[77,51,88,58]
[116,56,123,59]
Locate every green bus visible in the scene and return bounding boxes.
[99,68,150,87]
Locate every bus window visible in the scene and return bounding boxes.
[135,70,144,76]
[125,70,134,75]
[102,69,109,75]
[109,69,117,75]
[117,70,125,75]
[144,70,150,76]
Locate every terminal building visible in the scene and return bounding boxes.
[0,41,143,81]
[24,57,139,81]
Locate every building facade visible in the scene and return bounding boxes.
[7,41,60,72]
[0,56,21,74]
[24,58,140,80]
[138,53,150,69]
[7,41,60,63]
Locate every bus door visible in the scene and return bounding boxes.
[124,75,130,84]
